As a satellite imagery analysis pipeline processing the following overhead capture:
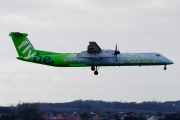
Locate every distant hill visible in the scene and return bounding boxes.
[34,100,180,113]
[1,100,180,120]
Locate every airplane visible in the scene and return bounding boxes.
[9,32,173,75]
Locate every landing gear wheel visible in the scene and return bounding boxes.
[164,65,167,70]
[94,70,98,75]
[90,65,100,75]
[91,66,95,71]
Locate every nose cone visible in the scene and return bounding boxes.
[166,58,174,64]
[169,60,174,64]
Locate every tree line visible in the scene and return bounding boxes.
[36,100,180,112]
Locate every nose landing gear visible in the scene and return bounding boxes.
[164,65,167,70]
[91,66,100,75]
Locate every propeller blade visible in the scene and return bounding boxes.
[114,44,120,55]
[118,49,120,54]
[114,44,120,61]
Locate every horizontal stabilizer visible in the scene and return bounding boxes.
[9,32,28,37]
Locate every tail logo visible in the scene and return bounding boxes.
[33,53,54,65]
[18,41,54,65]
[18,41,36,59]
[24,50,36,59]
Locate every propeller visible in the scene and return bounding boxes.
[114,44,120,61]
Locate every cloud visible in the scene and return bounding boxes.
[145,0,167,9]
[52,75,64,84]
[0,13,51,28]
[0,0,179,106]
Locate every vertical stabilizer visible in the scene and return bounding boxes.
[9,32,36,59]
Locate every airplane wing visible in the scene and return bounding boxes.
[87,42,101,52]
[77,42,114,58]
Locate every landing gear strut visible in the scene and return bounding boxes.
[164,65,167,70]
[91,66,100,75]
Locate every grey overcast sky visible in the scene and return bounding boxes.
[0,0,179,106]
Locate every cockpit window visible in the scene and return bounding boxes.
[156,54,161,57]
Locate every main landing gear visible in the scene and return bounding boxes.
[164,65,167,70]
[91,66,100,75]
